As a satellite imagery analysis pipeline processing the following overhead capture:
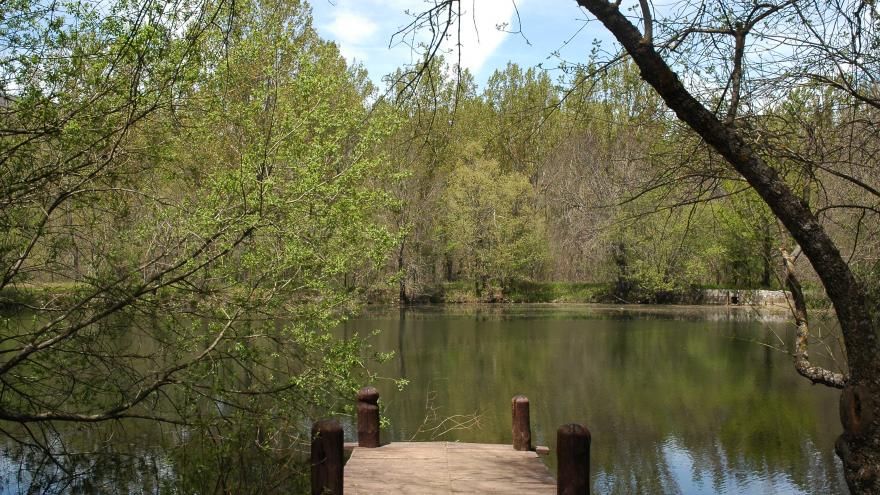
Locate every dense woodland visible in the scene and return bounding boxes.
[1,0,879,492]
[4,1,878,305]
[385,59,840,303]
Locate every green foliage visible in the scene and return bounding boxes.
[443,156,548,294]
[483,63,560,180]
[0,0,399,490]
[379,56,809,302]
[604,188,780,302]
[500,281,606,303]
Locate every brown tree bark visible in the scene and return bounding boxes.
[573,1,880,492]
[781,247,848,388]
[398,237,409,304]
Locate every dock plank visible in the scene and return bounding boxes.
[344,442,556,494]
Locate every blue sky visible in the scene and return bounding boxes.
[309,0,616,87]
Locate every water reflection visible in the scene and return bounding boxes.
[341,304,846,495]
[0,419,311,494]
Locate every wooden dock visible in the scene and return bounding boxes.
[344,442,556,494]
[310,389,591,494]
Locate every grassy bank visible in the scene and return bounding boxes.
[381,280,813,307]
[440,281,608,303]
[4,280,822,310]
[0,282,82,312]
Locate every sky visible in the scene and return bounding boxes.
[309,0,615,88]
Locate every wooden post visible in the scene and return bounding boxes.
[311,419,344,495]
[357,386,380,448]
[511,395,531,451]
[557,423,590,495]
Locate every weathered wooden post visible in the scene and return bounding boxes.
[357,386,380,448]
[557,423,591,495]
[311,419,344,495]
[511,395,532,451]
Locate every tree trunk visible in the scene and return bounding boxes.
[398,238,408,304]
[574,1,880,492]
[761,220,773,288]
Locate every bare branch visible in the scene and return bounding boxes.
[638,0,653,44]
[781,247,848,388]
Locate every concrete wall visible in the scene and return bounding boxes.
[700,289,790,307]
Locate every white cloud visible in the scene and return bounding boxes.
[324,11,378,62]
[454,0,520,74]
[312,0,528,81]
[335,44,370,63]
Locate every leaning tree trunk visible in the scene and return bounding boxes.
[574,1,880,492]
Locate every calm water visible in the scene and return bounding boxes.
[339,304,846,495]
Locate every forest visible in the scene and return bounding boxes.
[387,58,806,304]
[1,0,879,492]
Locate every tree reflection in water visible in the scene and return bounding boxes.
[0,305,845,494]
[342,305,846,495]
[0,418,311,494]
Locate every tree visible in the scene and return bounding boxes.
[444,154,548,296]
[381,58,484,302]
[568,2,879,491]
[0,0,396,489]
[483,63,560,183]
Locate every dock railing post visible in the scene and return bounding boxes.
[511,395,532,451]
[557,423,591,495]
[357,386,380,448]
[311,419,344,495]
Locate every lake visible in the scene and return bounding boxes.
[0,304,846,494]
[339,304,846,494]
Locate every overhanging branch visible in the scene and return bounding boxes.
[781,247,847,388]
